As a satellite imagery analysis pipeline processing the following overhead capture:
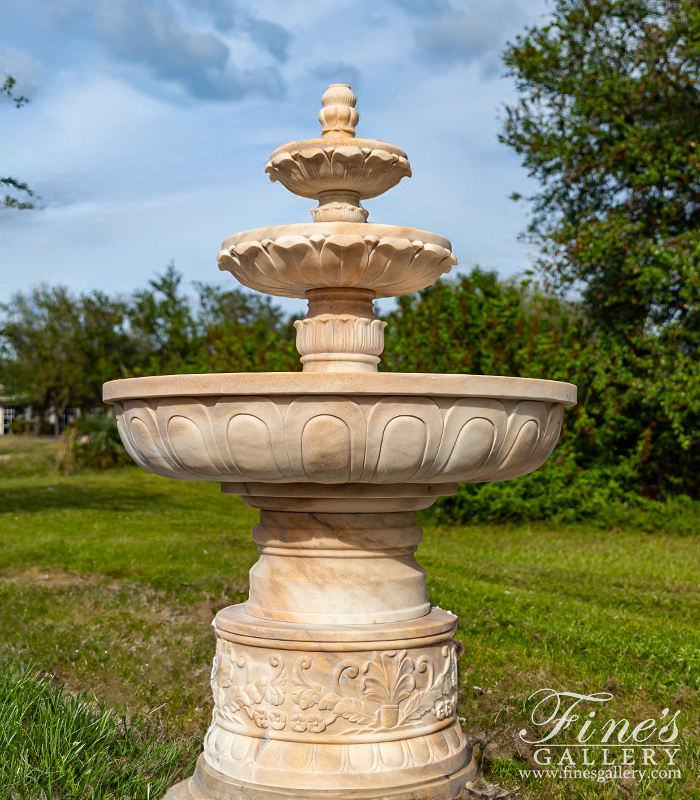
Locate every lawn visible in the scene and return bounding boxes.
[1,437,698,799]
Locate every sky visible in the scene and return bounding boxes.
[0,0,549,316]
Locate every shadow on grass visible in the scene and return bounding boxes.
[0,468,229,515]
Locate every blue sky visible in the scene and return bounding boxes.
[0,0,548,315]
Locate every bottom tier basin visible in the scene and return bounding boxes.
[103,372,576,486]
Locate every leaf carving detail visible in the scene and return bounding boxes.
[398,689,434,724]
[333,698,377,725]
[267,660,286,706]
[318,693,341,711]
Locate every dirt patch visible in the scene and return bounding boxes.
[0,565,105,589]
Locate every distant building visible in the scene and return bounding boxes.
[0,386,80,435]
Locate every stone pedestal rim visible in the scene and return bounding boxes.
[164,750,477,800]
[215,604,457,644]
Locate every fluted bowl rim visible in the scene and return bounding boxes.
[103,372,577,406]
[221,222,451,253]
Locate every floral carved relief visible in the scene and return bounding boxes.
[287,645,460,736]
[210,639,460,739]
[211,643,287,731]
[115,394,564,487]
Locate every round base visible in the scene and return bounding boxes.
[163,753,477,800]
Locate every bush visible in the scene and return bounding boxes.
[429,455,700,534]
[8,418,37,435]
[58,413,130,474]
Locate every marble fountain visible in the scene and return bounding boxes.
[103,85,576,799]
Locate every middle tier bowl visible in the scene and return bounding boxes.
[217,223,458,298]
[104,372,576,488]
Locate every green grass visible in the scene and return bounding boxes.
[1,437,699,798]
[0,664,184,799]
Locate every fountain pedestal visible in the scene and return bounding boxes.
[104,85,575,799]
[170,492,474,800]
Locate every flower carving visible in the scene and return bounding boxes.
[252,709,268,728]
[269,710,286,730]
[361,650,416,706]
[287,645,462,735]
[291,714,307,732]
[211,644,288,730]
[306,714,326,733]
[210,642,462,738]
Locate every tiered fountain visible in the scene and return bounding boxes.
[104,85,576,800]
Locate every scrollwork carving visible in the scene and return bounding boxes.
[210,639,460,740]
[288,646,460,736]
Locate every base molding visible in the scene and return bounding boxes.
[164,752,477,800]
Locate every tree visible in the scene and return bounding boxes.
[499,0,700,496]
[0,287,133,432]
[127,262,201,375]
[501,0,700,339]
[195,282,299,373]
[1,74,35,209]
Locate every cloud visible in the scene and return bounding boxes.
[243,18,291,62]
[391,0,451,16]
[311,62,362,92]
[0,47,44,95]
[181,0,238,33]
[408,0,526,76]
[35,0,290,101]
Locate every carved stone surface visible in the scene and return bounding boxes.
[319,83,360,138]
[266,146,412,202]
[265,83,412,221]
[295,315,385,356]
[246,509,430,625]
[104,371,577,405]
[210,634,460,742]
[113,393,564,486]
[222,481,459,513]
[218,225,456,299]
[310,199,370,223]
[295,315,386,373]
[170,605,472,796]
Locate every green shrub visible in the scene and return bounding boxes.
[8,418,38,436]
[430,455,700,534]
[58,413,130,474]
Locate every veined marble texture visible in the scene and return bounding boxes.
[113,394,564,486]
[114,83,577,800]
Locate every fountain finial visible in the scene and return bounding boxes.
[319,83,359,138]
[264,83,411,224]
